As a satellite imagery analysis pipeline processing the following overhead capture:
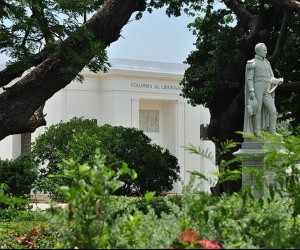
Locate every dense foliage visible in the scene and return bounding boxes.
[31,117,180,198]
[0,0,109,73]
[0,154,38,197]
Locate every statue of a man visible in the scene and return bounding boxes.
[243,43,284,137]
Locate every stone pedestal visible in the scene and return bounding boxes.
[233,138,278,198]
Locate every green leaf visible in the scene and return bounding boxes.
[78,164,90,174]
[131,170,138,180]
[144,191,156,202]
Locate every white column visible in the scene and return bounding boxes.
[199,140,217,194]
[176,101,185,193]
[131,98,140,129]
[12,134,21,159]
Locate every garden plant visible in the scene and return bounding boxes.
[1,128,300,248]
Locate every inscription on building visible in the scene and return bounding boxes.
[131,82,182,90]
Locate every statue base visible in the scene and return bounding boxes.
[233,137,282,198]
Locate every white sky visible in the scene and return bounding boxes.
[0,8,196,65]
[107,8,196,64]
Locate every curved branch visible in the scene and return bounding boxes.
[0,43,63,88]
[223,0,256,29]
[0,61,38,88]
[269,10,291,63]
[30,4,55,43]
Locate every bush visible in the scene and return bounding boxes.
[49,150,138,248]
[0,188,28,209]
[31,117,180,199]
[121,195,183,218]
[0,209,47,222]
[96,124,180,195]
[0,154,38,197]
[178,132,300,249]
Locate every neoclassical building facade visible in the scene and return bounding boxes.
[0,58,217,193]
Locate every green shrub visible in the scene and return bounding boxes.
[4,131,300,249]
[44,150,181,249]
[49,150,138,248]
[96,124,180,195]
[116,195,183,218]
[179,132,300,249]
[0,209,47,222]
[0,191,28,209]
[31,117,180,199]
[0,154,38,199]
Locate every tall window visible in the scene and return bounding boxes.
[21,133,31,155]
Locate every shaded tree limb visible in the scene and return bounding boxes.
[269,10,292,63]
[0,0,146,140]
[223,0,257,29]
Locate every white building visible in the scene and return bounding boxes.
[0,59,217,193]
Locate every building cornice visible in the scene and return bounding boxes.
[82,58,187,81]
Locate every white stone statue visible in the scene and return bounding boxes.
[243,43,284,137]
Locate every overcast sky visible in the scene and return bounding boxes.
[107,8,196,64]
[0,8,196,65]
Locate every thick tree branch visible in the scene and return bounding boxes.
[0,0,146,140]
[269,10,291,63]
[0,0,146,88]
[0,49,55,88]
[222,2,282,82]
[223,0,257,29]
